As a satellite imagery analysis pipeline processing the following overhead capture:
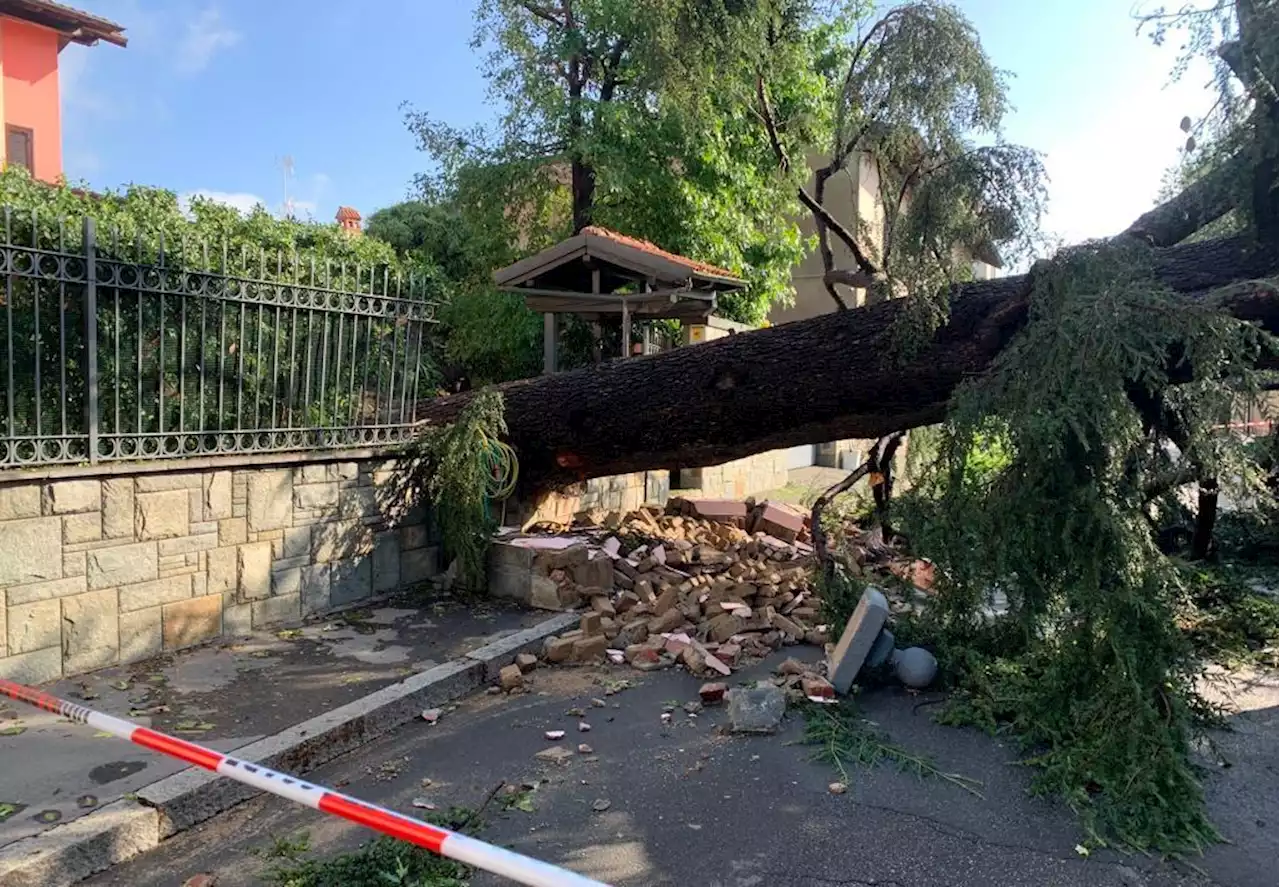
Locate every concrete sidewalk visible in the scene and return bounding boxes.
[80,651,1277,887]
[0,594,547,850]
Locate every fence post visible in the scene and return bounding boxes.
[84,217,99,463]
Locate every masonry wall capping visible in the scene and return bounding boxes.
[0,455,440,683]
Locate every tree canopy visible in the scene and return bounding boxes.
[403,0,863,326]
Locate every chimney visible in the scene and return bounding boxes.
[335,205,362,235]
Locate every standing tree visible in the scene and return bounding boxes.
[405,0,859,326]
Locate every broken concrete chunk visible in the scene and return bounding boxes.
[535,746,575,765]
[727,685,787,733]
[828,586,890,694]
[498,664,524,690]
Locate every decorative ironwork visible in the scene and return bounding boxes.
[0,209,440,468]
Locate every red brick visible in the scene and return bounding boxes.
[699,682,728,704]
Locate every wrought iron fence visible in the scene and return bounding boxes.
[1,209,440,468]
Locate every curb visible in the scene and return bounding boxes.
[0,610,580,887]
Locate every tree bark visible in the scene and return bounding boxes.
[416,233,1277,491]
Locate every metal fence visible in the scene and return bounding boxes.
[1,209,440,468]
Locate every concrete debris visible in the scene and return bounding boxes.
[726,685,787,734]
[545,730,566,740]
[578,743,593,754]
[828,587,889,695]
[591,799,611,812]
[498,664,525,691]
[828,782,847,795]
[421,708,443,724]
[535,746,575,765]
[894,646,939,688]
[578,721,592,732]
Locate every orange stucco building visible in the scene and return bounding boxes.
[0,0,125,182]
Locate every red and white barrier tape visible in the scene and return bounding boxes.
[0,678,609,887]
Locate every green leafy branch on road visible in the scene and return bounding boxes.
[800,700,984,798]
[260,806,480,887]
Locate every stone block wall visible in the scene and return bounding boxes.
[676,450,790,499]
[0,456,438,684]
[579,470,669,514]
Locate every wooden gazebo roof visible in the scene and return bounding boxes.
[493,226,745,321]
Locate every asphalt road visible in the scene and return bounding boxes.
[84,651,1277,887]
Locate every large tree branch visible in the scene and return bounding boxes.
[518,2,564,27]
[419,233,1276,490]
[1122,156,1244,246]
[796,186,881,281]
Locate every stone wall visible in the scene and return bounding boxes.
[579,470,670,514]
[0,456,438,684]
[676,450,790,499]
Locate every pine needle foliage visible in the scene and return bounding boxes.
[897,240,1276,854]
[409,391,508,591]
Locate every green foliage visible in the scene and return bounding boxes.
[261,826,471,887]
[800,699,984,796]
[410,391,509,590]
[404,0,857,328]
[807,1,1047,330]
[0,166,404,273]
[0,168,441,448]
[895,240,1275,854]
[1176,562,1278,669]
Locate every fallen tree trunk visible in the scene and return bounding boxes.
[417,232,1276,490]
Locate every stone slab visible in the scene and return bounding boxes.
[828,586,890,695]
[87,541,158,590]
[42,480,100,515]
[162,594,223,650]
[135,490,190,540]
[60,588,120,673]
[0,516,64,587]
[0,484,41,520]
[246,469,292,532]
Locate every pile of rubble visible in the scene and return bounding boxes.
[501,497,842,677]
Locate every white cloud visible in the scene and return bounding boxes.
[180,190,269,216]
[175,7,241,75]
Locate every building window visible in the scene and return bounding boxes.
[6,126,34,172]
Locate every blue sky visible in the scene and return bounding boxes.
[62,0,1212,247]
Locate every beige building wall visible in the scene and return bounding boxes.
[770,152,998,327]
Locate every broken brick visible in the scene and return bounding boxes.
[498,664,524,690]
[572,634,609,661]
[515,652,538,673]
[801,675,836,700]
[590,595,616,617]
[648,608,685,634]
[580,612,603,636]
[699,682,729,705]
[544,636,576,662]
